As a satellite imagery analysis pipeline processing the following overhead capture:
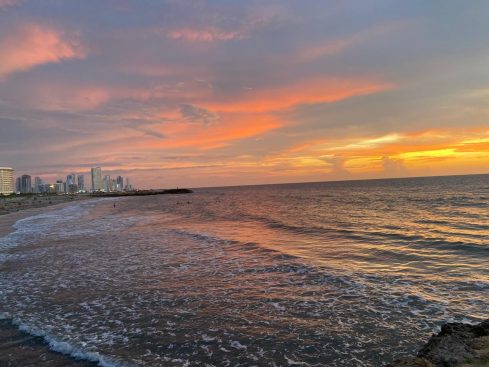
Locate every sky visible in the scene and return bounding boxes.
[0,0,488,189]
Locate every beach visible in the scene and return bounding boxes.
[0,194,91,219]
[0,197,101,366]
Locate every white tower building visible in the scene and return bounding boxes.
[0,167,14,195]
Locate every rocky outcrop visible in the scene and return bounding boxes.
[389,319,489,367]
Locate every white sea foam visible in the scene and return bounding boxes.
[9,318,138,367]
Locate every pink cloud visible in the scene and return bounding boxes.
[0,23,86,77]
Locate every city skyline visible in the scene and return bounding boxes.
[0,1,488,188]
[6,166,132,194]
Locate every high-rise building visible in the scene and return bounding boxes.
[21,174,32,194]
[103,175,111,192]
[91,167,103,192]
[34,176,43,193]
[125,177,132,192]
[15,177,21,193]
[0,167,14,195]
[116,176,123,192]
[66,173,76,186]
[55,180,64,194]
[77,175,85,192]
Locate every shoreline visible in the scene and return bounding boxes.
[0,197,95,238]
[0,319,98,367]
[0,198,105,366]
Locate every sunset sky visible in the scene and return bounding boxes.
[1,0,488,188]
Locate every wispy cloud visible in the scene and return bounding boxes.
[296,21,410,63]
[0,23,86,78]
[165,27,245,42]
[203,77,394,113]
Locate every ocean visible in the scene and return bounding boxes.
[0,175,488,366]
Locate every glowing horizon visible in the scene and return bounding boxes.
[1,1,488,188]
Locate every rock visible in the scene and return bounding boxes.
[389,320,489,367]
[418,320,489,366]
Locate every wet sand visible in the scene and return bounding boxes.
[0,198,99,367]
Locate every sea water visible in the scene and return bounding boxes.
[0,175,488,366]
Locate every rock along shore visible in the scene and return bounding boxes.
[389,319,489,367]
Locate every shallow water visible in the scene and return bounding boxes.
[1,175,488,366]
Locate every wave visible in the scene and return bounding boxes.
[233,213,488,256]
[0,199,139,257]
[0,204,86,248]
[169,228,306,265]
[416,219,489,232]
[0,313,136,367]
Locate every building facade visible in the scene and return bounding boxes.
[103,175,111,192]
[116,176,123,192]
[21,174,32,194]
[55,180,64,194]
[34,176,43,193]
[0,167,14,195]
[15,177,21,193]
[66,174,76,186]
[125,177,132,191]
[77,175,85,191]
[91,167,103,192]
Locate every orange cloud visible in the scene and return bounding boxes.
[0,23,86,77]
[203,77,393,113]
[143,113,281,150]
[264,127,489,180]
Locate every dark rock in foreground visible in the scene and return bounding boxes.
[389,319,489,367]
